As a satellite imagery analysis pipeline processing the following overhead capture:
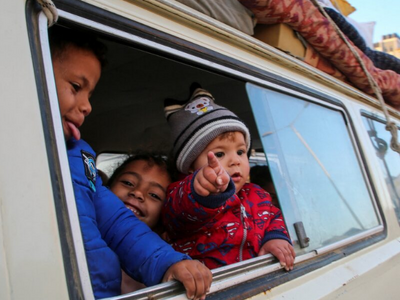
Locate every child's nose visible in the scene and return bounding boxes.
[129,190,144,201]
[79,95,92,116]
[229,154,240,166]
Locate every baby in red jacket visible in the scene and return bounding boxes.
[163,84,295,270]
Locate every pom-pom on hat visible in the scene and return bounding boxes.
[165,83,251,174]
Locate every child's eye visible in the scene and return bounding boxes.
[149,193,162,201]
[237,150,245,156]
[121,180,134,187]
[71,82,81,92]
[214,152,224,158]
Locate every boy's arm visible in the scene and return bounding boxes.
[163,174,234,237]
[253,186,295,270]
[68,140,211,298]
[95,184,186,283]
[95,182,212,298]
[250,185,291,244]
[163,153,235,238]
[261,207,292,244]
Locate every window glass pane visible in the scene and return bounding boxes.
[246,83,380,251]
[362,116,400,221]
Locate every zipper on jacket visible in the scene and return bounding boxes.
[239,204,248,261]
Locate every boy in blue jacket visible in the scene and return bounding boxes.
[49,26,211,299]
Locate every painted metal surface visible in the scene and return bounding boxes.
[0,1,69,299]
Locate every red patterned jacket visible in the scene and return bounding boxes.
[162,173,291,269]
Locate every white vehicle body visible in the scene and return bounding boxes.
[1,0,400,299]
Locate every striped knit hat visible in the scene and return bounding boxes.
[165,83,251,174]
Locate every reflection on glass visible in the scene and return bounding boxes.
[247,83,380,251]
[362,116,400,221]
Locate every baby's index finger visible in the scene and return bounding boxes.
[207,151,220,170]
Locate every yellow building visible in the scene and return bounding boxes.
[374,33,400,59]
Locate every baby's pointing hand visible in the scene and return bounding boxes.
[194,152,230,196]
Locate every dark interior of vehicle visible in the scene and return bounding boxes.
[80,34,262,156]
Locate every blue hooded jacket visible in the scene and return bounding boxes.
[67,138,190,298]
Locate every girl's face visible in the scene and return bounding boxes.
[110,160,171,229]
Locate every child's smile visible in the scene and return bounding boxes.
[125,203,144,217]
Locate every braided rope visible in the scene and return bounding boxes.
[36,0,58,27]
[311,0,400,154]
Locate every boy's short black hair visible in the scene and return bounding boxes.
[107,152,171,187]
[49,25,107,68]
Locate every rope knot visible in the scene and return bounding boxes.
[41,2,56,9]
[386,121,400,153]
[36,0,58,27]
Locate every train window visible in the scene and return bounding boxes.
[247,84,381,253]
[362,115,400,222]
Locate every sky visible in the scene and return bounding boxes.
[347,0,400,44]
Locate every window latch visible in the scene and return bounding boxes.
[294,222,310,248]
